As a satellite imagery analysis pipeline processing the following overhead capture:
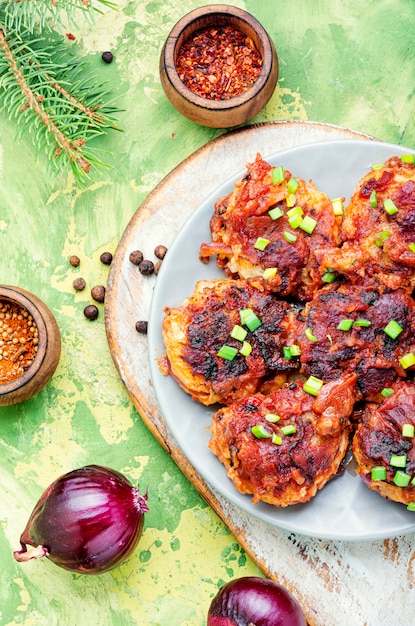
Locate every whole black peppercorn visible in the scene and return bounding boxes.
[129,250,144,265]
[91,285,106,303]
[102,51,113,64]
[84,304,99,320]
[135,320,148,334]
[139,260,154,276]
[73,277,86,291]
[100,251,113,265]
[154,245,167,260]
[69,255,80,267]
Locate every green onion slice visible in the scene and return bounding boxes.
[240,308,254,325]
[381,387,394,397]
[369,190,378,207]
[217,345,238,360]
[268,206,284,220]
[239,341,252,357]
[337,319,354,331]
[289,344,301,357]
[353,319,371,328]
[401,154,415,163]
[254,237,270,251]
[383,319,403,339]
[332,197,344,216]
[244,312,262,332]
[393,470,411,487]
[299,215,317,234]
[399,352,415,369]
[283,346,292,360]
[402,424,415,438]
[372,163,384,170]
[287,206,303,218]
[375,230,389,246]
[322,270,336,283]
[303,375,324,396]
[230,324,248,342]
[280,425,297,435]
[288,214,303,229]
[287,177,299,194]
[251,424,272,439]
[390,454,407,468]
[283,230,297,243]
[407,502,415,511]
[272,433,283,445]
[408,243,415,254]
[305,327,318,342]
[384,198,398,215]
[371,466,387,481]
[265,413,281,423]
[271,165,285,185]
[262,267,278,280]
[286,194,296,208]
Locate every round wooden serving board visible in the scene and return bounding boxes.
[105,121,415,626]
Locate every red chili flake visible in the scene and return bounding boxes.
[175,25,263,100]
[66,33,76,40]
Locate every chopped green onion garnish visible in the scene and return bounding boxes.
[402,424,415,438]
[383,319,403,339]
[384,198,398,215]
[289,344,301,357]
[288,214,303,229]
[244,312,262,332]
[272,433,283,445]
[287,206,303,218]
[353,319,371,328]
[408,243,415,254]
[322,270,336,283]
[265,413,281,423]
[287,177,299,194]
[286,193,296,208]
[262,267,278,280]
[251,424,272,438]
[390,454,407,468]
[217,345,238,360]
[393,470,411,487]
[370,190,378,207]
[399,352,415,369]
[299,215,317,234]
[337,319,354,331]
[332,197,344,216]
[254,237,270,251]
[281,425,297,435]
[283,346,292,360]
[407,502,415,511]
[371,466,387,481]
[239,341,252,357]
[283,230,297,243]
[305,327,318,342]
[303,375,324,396]
[375,230,389,246]
[381,387,394,397]
[372,163,384,170]
[240,308,254,325]
[230,325,248,342]
[268,206,284,220]
[272,165,285,185]
[401,154,415,164]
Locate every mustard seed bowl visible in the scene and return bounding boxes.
[0,285,61,406]
[159,5,279,128]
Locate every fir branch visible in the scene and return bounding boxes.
[0,25,121,182]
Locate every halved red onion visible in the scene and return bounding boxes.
[207,576,307,626]
[13,465,148,574]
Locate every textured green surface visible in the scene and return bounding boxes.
[1,1,415,624]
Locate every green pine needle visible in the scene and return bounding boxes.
[0,23,121,183]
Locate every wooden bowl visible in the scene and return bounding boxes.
[0,285,61,406]
[159,5,279,128]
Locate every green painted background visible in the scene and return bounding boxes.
[1,1,415,624]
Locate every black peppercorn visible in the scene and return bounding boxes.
[73,277,86,291]
[102,51,113,64]
[69,255,80,267]
[129,250,144,265]
[135,320,148,334]
[84,305,99,320]
[139,260,154,275]
[100,251,113,265]
[154,245,167,260]
[91,285,106,303]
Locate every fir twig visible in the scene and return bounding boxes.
[0,24,121,182]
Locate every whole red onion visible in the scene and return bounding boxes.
[13,465,148,574]
[207,576,307,626]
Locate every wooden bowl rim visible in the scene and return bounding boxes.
[162,4,277,111]
[0,285,48,395]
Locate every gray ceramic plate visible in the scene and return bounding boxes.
[148,139,415,540]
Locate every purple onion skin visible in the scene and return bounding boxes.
[207,577,307,626]
[13,465,148,574]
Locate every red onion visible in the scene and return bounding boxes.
[13,465,148,574]
[207,576,307,626]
